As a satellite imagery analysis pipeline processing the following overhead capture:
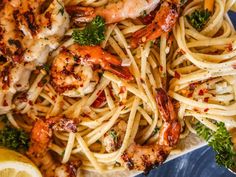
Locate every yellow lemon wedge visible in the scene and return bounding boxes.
[231,3,236,12]
[0,148,42,177]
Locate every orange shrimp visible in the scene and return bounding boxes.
[66,0,160,24]
[130,1,179,48]
[65,0,181,48]
[27,116,77,157]
[120,88,181,172]
[27,116,80,177]
[51,44,133,97]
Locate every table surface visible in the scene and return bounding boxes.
[137,11,236,177]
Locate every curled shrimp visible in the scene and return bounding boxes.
[66,0,160,24]
[50,44,133,97]
[130,1,179,48]
[0,0,69,63]
[65,0,181,48]
[27,116,81,177]
[120,88,181,172]
[28,116,77,157]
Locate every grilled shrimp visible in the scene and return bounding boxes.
[120,88,181,171]
[27,116,80,177]
[51,44,133,97]
[28,116,77,157]
[102,120,127,153]
[0,61,33,114]
[0,0,69,64]
[130,1,179,48]
[66,0,181,48]
[66,0,160,24]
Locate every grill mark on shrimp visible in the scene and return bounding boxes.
[23,10,38,35]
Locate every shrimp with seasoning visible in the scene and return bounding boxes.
[0,0,69,64]
[130,0,180,48]
[66,0,161,24]
[120,88,181,172]
[50,44,133,97]
[66,0,182,48]
[27,116,81,177]
[0,0,69,114]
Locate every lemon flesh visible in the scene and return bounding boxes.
[0,148,42,177]
[231,3,236,12]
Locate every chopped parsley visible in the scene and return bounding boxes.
[196,122,236,168]
[109,130,118,144]
[187,9,211,30]
[72,16,105,46]
[0,124,29,151]
[152,126,159,136]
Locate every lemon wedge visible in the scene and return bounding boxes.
[231,3,236,12]
[0,148,42,177]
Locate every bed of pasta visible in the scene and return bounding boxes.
[0,0,236,176]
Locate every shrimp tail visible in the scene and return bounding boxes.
[104,64,134,81]
[66,5,96,24]
[120,88,181,172]
[80,45,134,80]
[130,1,179,48]
[156,88,181,146]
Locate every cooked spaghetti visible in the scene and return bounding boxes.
[0,0,236,176]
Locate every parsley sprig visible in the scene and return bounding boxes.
[187,9,211,30]
[196,122,236,168]
[72,16,105,46]
[0,116,29,151]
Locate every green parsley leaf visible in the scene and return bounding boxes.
[187,9,211,30]
[196,122,236,168]
[0,125,30,151]
[109,130,118,144]
[72,16,105,46]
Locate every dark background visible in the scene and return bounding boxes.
[137,11,236,177]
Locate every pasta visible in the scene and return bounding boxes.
[0,0,236,176]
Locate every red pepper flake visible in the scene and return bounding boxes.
[38,81,44,87]
[28,100,33,106]
[189,82,197,90]
[198,89,204,96]
[159,65,163,71]
[187,92,193,98]
[204,97,209,102]
[119,102,124,106]
[108,85,115,99]
[193,108,200,113]
[92,91,106,108]
[174,71,181,79]
[204,108,209,112]
[180,49,186,55]
[52,96,56,101]
[226,43,233,52]
[3,100,8,106]
[16,84,22,87]
[119,86,126,94]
